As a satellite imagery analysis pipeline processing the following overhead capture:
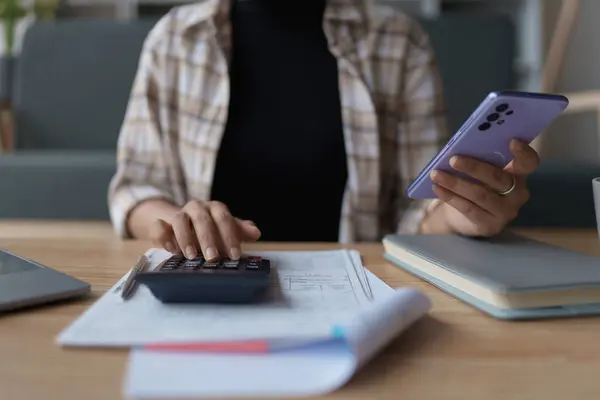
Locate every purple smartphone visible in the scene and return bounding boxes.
[405,90,569,199]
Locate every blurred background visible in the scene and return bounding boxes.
[0,0,597,231]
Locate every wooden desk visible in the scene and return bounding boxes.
[1,221,600,400]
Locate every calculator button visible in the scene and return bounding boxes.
[160,255,185,270]
[222,259,239,269]
[245,256,262,270]
[161,261,180,270]
[245,262,261,270]
[182,259,203,270]
[202,261,219,269]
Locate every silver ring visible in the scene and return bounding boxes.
[498,175,516,196]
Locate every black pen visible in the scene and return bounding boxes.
[121,254,150,300]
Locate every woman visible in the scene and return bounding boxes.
[108,0,538,261]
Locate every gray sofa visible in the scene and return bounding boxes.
[0,19,157,220]
[1,15,593,228]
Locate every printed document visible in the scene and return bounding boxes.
[123,275,431,399]
[57,249,375,347]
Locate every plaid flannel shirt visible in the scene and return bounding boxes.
[108,0,450,243]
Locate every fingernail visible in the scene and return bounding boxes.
[449,156,458,167]
[185,245,196,259]
[430,170,438,180]
[205,247,217,261]
[230,247,240,260]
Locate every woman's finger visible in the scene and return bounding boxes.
[208,201,242,260]
[149,218,179,254]
[184,202,221,262]
[432,184,503,236]
[171,211,199,260]
[235,218,262,241]
[506,139,540,176]
[448,155,514,194]
[431,170,505,217]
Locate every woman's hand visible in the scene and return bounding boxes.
[424,139,539,236]
[149,200,261,261]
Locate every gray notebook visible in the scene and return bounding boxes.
[382,232,600,320]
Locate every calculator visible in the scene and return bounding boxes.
[134,254,271,304]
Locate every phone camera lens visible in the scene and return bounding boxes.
[496,103,509,112]
[506,110,514,115]
[497,120,505,125]
[487,113,500,122]
[478,122,491,131]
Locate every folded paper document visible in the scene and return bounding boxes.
[123,272,430,399]
[56,248,431,398]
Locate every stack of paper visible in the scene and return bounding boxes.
[57,248,431,398]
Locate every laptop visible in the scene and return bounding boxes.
[0,248,91,312]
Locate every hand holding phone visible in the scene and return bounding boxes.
[406,91,568,199]
[406,91,568,237]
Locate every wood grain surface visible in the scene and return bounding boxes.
[1,221,599,400]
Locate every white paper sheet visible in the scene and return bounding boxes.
[123,272,431,399]
[57,249,375,347]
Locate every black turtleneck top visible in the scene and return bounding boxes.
[210,0,348,242]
